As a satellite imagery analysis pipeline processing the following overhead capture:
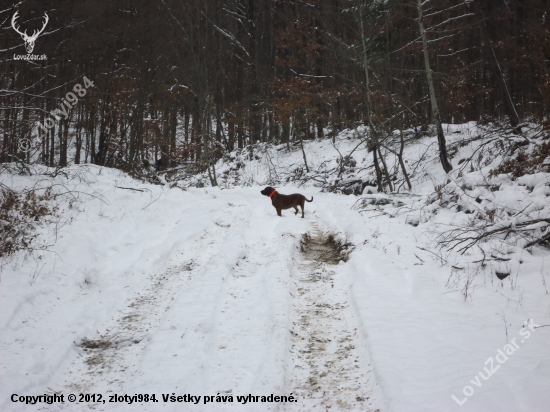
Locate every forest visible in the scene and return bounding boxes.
[1,0,549,187]
[2,3,550,410]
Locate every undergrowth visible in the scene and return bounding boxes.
[490,142,550,178]
[0,184,58,260]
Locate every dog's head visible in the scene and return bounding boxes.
[261,186,276,197]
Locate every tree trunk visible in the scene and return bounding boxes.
[298,127,310,173]
[417,0,453,173]
[357,2,388,189]
[170,103,177,166]
[398,128,412,190]
[184,108,190,160]
[372,146,384,193]
[75,104,82,164]
[49,123,55,167]
[377,146,394,192]
[59,120,68,167]
[473,0,522,134]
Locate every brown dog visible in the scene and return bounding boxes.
[260,186,313,218]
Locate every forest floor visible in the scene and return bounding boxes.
[1,125,550,411]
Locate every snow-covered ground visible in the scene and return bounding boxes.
[1,125,549,411]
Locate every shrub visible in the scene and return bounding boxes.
[0,185,57,259]
[490,142,550,178]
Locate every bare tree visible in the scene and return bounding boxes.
[416,0,453,173]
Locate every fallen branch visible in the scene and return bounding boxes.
[115,186,149,193]
[438,218,550,253]
[156,164,195,175]
[525,233,550,248]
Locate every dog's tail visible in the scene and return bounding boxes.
[306,196,313,202]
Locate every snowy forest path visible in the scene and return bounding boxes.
[3,185,381,412]
[60,201,247,399]
[283,221,379,412]
[27,190,306,412]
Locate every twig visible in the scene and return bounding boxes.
[490,254,511,261]
[156,164,195,175]
[416,246,447,265]
[115,186,149,193]
[477,245,486,266]
[525,233,550,248]
[141,192,163,210]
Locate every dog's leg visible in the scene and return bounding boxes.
[277,208,282,217]
[294,206,299,215]
[300,201,305,218]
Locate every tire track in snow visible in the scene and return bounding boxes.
[285,222,379,412]
[62,206,240,398]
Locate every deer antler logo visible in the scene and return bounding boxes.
[11,11,49,54]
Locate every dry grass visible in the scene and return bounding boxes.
[0,185,58,259]
[490,142,550,178]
